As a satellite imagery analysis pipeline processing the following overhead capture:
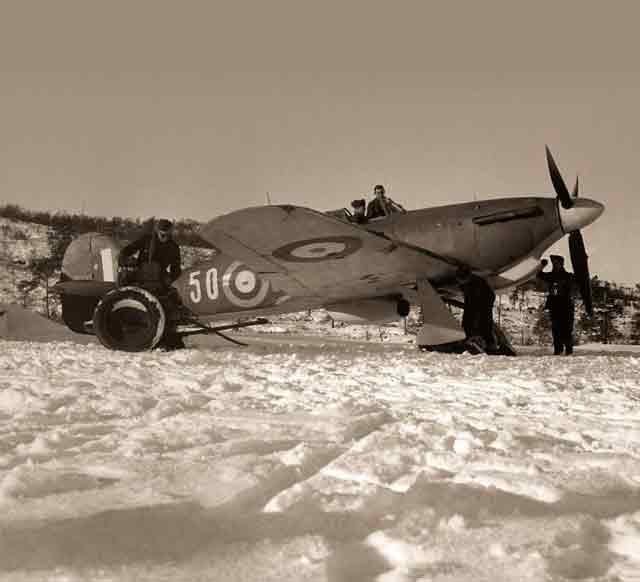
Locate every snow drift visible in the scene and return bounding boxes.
[0,303,94,343]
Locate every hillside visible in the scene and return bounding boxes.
[0,215,215,318]
[0,216,52,313]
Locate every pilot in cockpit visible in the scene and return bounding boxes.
[350,199,367,223]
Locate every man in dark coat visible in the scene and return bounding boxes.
[119,218,182,287]
[456,267,497,353]
[537,254,575,355]
[119,219,185,350]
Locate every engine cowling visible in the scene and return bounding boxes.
[327,298,410,324]
[93,286,166,352]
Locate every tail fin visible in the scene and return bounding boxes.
[62,232,120,283]
[56,233,121,333]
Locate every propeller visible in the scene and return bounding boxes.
[546,145,574,209]
[568,230,593,316]
[545,146,594,316]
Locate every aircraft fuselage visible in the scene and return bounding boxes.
[173,194,603,320]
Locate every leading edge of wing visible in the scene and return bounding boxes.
[199,205,458,297]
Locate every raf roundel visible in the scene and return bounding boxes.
[222,261,270,308]
[272,236,363,263]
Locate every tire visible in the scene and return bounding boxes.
[93,286,166,352]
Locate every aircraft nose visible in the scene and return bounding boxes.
[558,198,605,232]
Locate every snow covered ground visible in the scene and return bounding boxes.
[2,333,640,581]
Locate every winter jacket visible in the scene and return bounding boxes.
[538,268,575,313]
[365,196,405,219]
[460,274,496,338]
[119,233,182,283]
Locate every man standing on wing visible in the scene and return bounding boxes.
[366,184,405,219]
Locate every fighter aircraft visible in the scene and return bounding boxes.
[53,147,604,352]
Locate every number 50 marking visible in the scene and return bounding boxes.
[189,268,219,303]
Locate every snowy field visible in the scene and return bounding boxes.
[2,335,640,581]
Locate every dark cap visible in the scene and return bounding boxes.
[351,198,365,208]
[374,184,385,194]
[550,254,564,264]
[156,219,173,231]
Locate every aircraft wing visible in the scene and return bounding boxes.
[199,205,456,302]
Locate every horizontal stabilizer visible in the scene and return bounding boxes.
[416,277,465,346]
[52,280,116,297]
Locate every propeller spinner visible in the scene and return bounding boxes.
[545,146,604,317]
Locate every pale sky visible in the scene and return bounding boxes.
[1,1,639,284]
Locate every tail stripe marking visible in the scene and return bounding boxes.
[101,248,116,282]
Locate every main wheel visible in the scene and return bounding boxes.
[93,286,166,352]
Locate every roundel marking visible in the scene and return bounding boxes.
[235,269,257,293]
[272,236,362,262]
[290,242,347,259]
[222,261,270,308]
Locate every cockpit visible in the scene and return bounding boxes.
[325,197,407,224]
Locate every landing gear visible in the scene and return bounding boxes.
[91,282,270,352]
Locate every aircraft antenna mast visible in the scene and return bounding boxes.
[266,192,272,205]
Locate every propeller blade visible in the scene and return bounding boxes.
[568,230,593,316]
[546,145,574,209]
[572,175,579,198]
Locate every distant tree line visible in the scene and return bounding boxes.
[0,204,212,248]
[532,276,640,345]
[577,276,640,344]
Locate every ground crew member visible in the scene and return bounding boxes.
[537,254,576,355]
[119,218,181,287]
[119,219,185,349]
[456,266,497,353]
